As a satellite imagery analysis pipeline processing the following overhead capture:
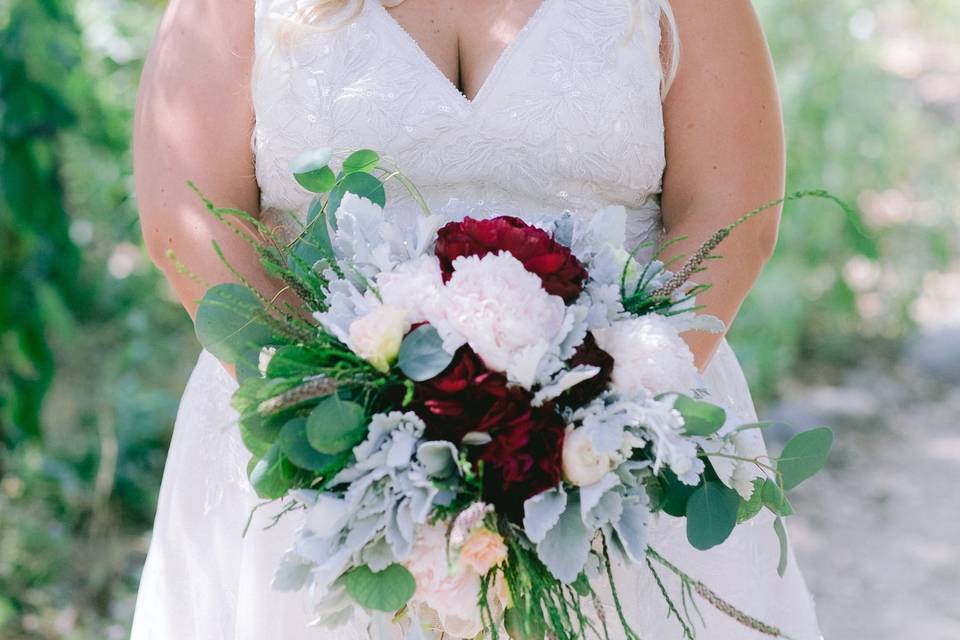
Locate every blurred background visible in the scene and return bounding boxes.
[0,0,957,638]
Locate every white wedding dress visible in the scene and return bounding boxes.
[131,0,823,638]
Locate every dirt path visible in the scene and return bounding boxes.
[764,331,960,640]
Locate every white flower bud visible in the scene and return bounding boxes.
[347,305,410,372]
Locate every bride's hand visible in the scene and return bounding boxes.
[659,0,786,371]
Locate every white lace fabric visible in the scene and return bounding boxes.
[131,1,823,638]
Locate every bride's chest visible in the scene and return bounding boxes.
[253,0,667,211]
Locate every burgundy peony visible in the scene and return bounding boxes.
[434,216,588,303]
[478,404,566,521]
[411,346,527,444]
[558,332,615,409]
[411,345,566,520]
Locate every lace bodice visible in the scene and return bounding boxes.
[252,0,667,248]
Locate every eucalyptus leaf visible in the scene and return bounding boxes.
[249,442,299,499]
[685,480,740,550]
[673,395,727,437]
[195,283,278,364]
[397,325,455,381]
[289,148,333,173]
[306,196,338,247]
[736,478,765,524]
[305,396,367,455]
[294,165,336,193]
[343,563,415,612]
[777,427,833,490]
[504,607,546,640]
[279,417,338,472]
[328,172,386,217]
[773,517,789,577]
[760,478,794,517]
[239,416,275,458]
[342,149,380,175]
[658,469,700,517]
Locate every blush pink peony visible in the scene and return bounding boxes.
[591,314,700,397]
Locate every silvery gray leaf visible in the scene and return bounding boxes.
[584,421,626,456]
[386,499,416,560]
[360,535,396,572]
[417,440,460,479]
[584,487,623,530]
[460,431,493,446]
[344,513,385,553]
[532,363,599,407]
[386,428,419,468]
[536,495,593,584]
[272,549,313,591]
[579,473,620,525]
[523,485,567,544]
[615,459,652,487]
[610,494,650,564]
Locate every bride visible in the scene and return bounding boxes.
[130,0,822,638]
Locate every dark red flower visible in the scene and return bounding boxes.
[410,345,566,521]
[411,346,527,444]
[435,216,588,303]
[558,332,614,409]
[478,404,566,521]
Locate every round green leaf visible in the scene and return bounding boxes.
[305,396,367,454]
[504,606,546,640]
[342,149,380,175]
[289,148,333,173]
[195,283,277,364]
[279,417,338,472]
[658,469,700,517]
[343,563,415,612]
[294,165,336,193]
[328,172,386,217]
[776,427,833,490]
[249,442,298,499]
[736,477,765,524]
[673,395,727,437]
[685,480,740,550]
[397,325,455,381]
[760,478,794,516]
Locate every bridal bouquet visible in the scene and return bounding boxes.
[192,148,833,639]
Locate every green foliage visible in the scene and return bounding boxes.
[305,396,367,455]
[343,563,416,612]
[673,395,727,437]
[776,427,834,490]
[397,324,455,381]
[194,284,281,364]
[685,481,741,551]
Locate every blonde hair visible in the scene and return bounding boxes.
[282,0,680,97]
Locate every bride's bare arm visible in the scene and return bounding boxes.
[135,0,283,321]
[660,0,785,370]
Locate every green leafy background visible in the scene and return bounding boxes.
[0,0,957,637]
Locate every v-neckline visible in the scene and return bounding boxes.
[371,0,556,108]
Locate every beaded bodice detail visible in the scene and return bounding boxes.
[252,0,668,247]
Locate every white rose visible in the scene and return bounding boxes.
[562,427,619,487]
[591,314,700,397]
[347,304,411,372]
